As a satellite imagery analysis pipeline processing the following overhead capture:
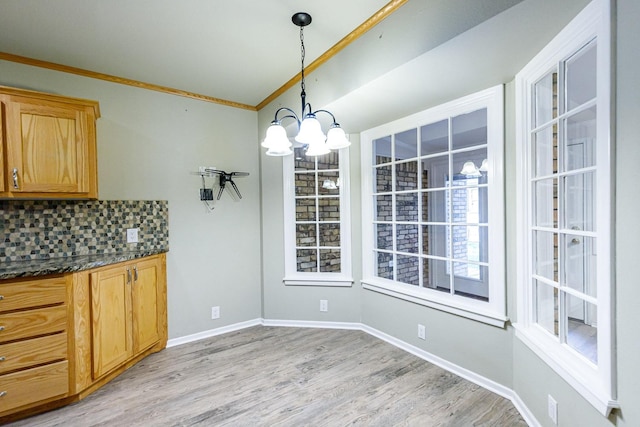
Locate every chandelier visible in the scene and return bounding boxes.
[262,12,350,157]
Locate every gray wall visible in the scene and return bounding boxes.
[0,61,263,339]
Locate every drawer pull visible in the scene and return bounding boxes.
[133,266,138,282]
[0,391,6,398]
[12,168,19,189]
[0,295,3,300]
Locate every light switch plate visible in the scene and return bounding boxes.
[126,228,139,243]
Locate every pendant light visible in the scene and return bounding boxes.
[262,12,350,157]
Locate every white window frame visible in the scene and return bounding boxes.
[283,148,353,286]
[514,0,617,415]
[361,85,506,326]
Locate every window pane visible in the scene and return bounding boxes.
[535,280,558,337]
[451,184,487,224]
[374,136,392,165]
[375,165,392,193]
[296,224,316,246]
[397,254,420,286]
[424,258,449,292]
[452,225,487,263]
[318,198,340,221]
[534,71,557,127]
[533,124,558,177]
[566,294,597,364]
[317,150,339,170]
[319,249,341,273]
[296,249,317,272]
[564,235,597,298]
[534,178,558,228]
[376,251,393,279]
[422,154,449,188]
[453,263,488,301]
[565,42,597,112]
[395,128,417,161]
[421,119,449,155]
[422,225,448,257]
[422,190,447,222]
[396,192,418,222]
[534,231,558,282]
[295,147,315,171]
[295,172,316,196]
[375,195,393,221]
[452,148,487,182]
[376,224,393,250]
[452,109,487,150]
[395,161,418,191]
[563,172,595,232]
[397,224,419,254]
[564,106,596,171]
[296,198,316,221]
[319,223,340,247]
[318,171,340,196]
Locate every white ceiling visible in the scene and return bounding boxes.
[0,0,531,109]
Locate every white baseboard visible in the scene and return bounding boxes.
[166,318,539,426]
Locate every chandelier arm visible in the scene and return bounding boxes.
[273,107,300,124]
[312,109,339,125]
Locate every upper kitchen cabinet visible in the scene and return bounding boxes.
[0,86,100,199]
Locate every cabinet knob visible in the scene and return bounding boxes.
[0,391,6,398]
[0,326,4,332]
[12,168,19,189]
[0,357,5,362]
[0,295,4,300]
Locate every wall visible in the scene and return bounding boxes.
[0,61,263,339]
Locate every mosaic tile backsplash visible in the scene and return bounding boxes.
[1,200,169,263]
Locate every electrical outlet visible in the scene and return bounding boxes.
[126,228,139,243]
[418,324,426,340]
[211,306,220,319]
[548,395,558,425]
[320,299,328,312]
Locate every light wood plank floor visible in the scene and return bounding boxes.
[10,326,527,426]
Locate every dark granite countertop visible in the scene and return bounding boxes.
[0,249,168,281]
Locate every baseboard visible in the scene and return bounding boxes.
[167,318,539,426]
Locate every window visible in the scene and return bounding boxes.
[361,86,505,325]
[283,147,352,286]
[515,0,615,415]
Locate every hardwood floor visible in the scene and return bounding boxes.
[10,326,527,426]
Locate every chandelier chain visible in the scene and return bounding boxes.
[300,26,306,95]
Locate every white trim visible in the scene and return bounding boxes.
[283,277,354,287]
[165,319,539,426]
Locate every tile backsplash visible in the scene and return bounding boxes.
[1,200,169,263]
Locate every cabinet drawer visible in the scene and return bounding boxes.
[0,361,68,414]
[0,277,67,313]
[0,332,67,375]
[0,305,67,344]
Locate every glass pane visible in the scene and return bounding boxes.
[452,148,487,182]
[396,192,418,222]
[395,161,418,191]
[564,235,597,298]
[451,184,487,224]
[565,41,597,112]
[295,172,315,196]
[452,109,487,150]
[563,172,595,232]
[452,225,487,263]
[533,124,558,177]
[566,294,598,363]
[375,195,393,221]
[397,254,420,286]
[397,224,419,254]
[424,258,449,292]
[422,225,448,257]
[295,147,315,171]
[295,198,316,221]
[373,136,392,165]
[317,150,339,170]
[421,154,449,188]
[318,171,340,195]
[376,224,393,250]
[535,280,558,337]
[375,165,392,193]
[564,106,596,171]
[319,223,340,247]
[395,128,417,161]
[534,71,557,127]
[421,119,449,155]
[453,263,488,301]
[534,178,558,228]
[296,249,317,272]
[422,190,447,222]
[534,231,558,282]
[376,251,393,279]
[318,197,340,221]
[319,249,341,273]
[296,224,316,246]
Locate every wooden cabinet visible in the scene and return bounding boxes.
[0,275,71,415]
[0,86,100,200]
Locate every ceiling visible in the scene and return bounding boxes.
[0,0,531,111]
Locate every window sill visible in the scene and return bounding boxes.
[513,323,618,417]
[284,276,354,287]
[361,279,508,328]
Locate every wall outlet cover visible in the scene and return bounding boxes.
[126,228,139,243]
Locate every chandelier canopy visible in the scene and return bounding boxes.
[262,12,350,157]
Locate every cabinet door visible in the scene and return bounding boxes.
[4,96,92,195]
[131,258,161,354]
[0,102,4,193]
[90,265,133,379]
